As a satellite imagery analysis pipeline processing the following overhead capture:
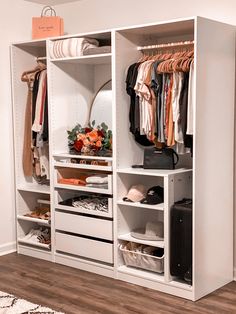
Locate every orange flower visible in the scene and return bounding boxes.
[95,140,102,148]
[87,130,99,142]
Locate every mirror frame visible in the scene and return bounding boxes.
[86,79,112,127]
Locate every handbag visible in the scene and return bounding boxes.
[143,147,179,170]
[32,6,64,40]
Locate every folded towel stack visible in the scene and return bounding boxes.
[50,37,99,59]
[86,175,108,188]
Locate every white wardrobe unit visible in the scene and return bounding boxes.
[11,16,235,301]
[11,40,52,261]
[48,30,114,277]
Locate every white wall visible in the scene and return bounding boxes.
[0,0,40,254]
[54,0,236,33]
[54,0,236,276]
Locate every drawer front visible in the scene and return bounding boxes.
[55,211,113,240]
[55,232,113,264]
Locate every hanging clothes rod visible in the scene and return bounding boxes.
[137,40,194,51]
[36,56,47,61]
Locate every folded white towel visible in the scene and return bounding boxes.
[86,175,108,184]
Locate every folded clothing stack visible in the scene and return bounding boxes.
[83,46,111,56]
[59,195,109,213]
[50,37,99,59]
[86,175,108,188]
[58,174,108,189]
[58,177,87,186]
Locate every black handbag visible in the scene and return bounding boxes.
[143,147,179,170]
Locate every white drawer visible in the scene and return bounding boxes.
[55,232,113,264]
[55,211,113,240]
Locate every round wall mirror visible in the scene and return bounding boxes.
[89,80,112,129]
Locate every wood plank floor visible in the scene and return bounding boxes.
[0,253,235,314]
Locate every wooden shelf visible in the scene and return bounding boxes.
[117,168,192,177]
[17,215,50,226]
[118,233,164,248]
[50,53,112,65]
[117,200,164,211]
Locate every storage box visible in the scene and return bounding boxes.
[119,244,164,273]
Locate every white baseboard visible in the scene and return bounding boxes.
[0,242,16,256]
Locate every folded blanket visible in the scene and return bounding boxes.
[83,46,111,55]
[86,175,108,184]
[50,37,99,59]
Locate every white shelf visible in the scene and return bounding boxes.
[18,238,51,250]
[50,53,112,65]
[54,161,112,172]
[118,233,164,248]
[17,185,50,194]
[12,39,46,47]
[117,200,164,211]
[118,265,164,282]
[169,279,193,291]
[54,183,112,195]
[24,0,80,5]
[117,168,192,177]
[17,215,50,226]
[53,153,113,161]
[18,245,52,262]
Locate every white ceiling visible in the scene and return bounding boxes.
[24,0,80,5]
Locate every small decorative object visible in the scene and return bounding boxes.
[67,121,112,156]
[32,6,64,40]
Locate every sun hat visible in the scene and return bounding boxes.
[123,184,147,202]
[131,221,164,241]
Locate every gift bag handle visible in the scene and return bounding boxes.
[41,6,57,17]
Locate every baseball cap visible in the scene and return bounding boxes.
[140,186,164,205]
[123,184,147,202]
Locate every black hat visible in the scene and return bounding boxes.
[140,186,164,205]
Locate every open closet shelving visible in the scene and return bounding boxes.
[11,16,235,301]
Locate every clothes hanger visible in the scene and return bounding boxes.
[21,62,46,82]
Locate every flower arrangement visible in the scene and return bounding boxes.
[67,121,112,156]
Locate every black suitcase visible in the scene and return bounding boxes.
[170,199,192,280]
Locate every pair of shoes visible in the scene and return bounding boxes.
[24,207,50,220]
[23,227,51,245]
[71,158,108,166]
